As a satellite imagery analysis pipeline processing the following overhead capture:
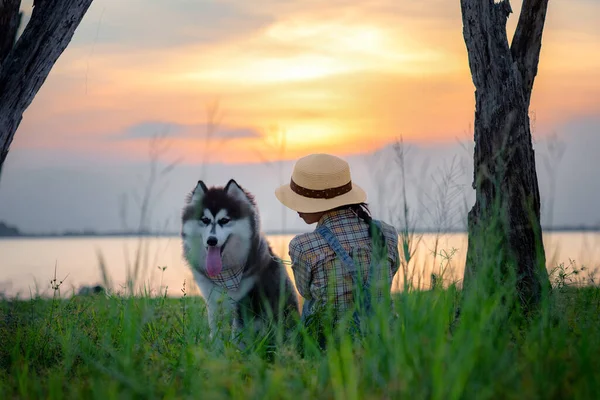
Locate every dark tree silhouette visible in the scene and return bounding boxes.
[460,0,551,309]
[0,0,93,181]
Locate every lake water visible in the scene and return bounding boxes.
[1,232,599,299]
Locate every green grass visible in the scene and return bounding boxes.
[1,272,599,400]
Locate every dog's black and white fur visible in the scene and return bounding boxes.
[181,179,299,344]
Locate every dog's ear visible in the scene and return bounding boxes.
[225,179,252,205]
[188,180,208,204]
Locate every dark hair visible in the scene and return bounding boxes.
[335,203,385,244]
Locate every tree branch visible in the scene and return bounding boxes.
[0,0,22,65]
[460,0,513,91]
[510,0,550,103]
[0,0,93,176]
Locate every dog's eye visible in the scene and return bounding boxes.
[200,217,211,225]
[218,218,230,225]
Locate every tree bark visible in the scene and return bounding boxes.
[0,0,94,179]
[461,0,550,310]
[0,0,22,62]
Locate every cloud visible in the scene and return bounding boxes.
[9,0,600,170]
[66,0,274,52]
[109,121,261,141]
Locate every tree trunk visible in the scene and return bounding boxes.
[0,0,94,180]
[461,0,550,310]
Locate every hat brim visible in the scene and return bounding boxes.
[275,183,367,213]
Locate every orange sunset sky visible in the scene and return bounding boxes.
[1,0,599,234]
[11,0,600,166]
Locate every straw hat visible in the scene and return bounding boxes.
[275,153,367,213]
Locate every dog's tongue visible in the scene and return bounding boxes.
[206,247,223,277]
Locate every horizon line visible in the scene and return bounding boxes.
[1,225,600,239]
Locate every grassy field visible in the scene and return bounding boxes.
[1,267,599,400]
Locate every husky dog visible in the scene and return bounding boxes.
[181,179,299,344]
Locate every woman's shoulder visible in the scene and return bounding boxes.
[289,231,325,257]
[375,220,399,241]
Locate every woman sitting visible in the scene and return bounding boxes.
[275,153,400,344]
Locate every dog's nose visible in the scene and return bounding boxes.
[207,236,218,247]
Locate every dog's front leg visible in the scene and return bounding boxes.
[194,273,226,346]
[231,306,247,351]
[206,298,219,341]
[206,290,230,348]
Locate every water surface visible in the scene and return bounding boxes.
[1,232,598,298]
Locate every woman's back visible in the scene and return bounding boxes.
[289,207,399,319]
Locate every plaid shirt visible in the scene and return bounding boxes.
[289,208,400,317]
[210,265,244,292]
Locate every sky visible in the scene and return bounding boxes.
[0,0,599,233]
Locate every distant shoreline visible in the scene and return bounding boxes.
[1,226,599,239]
